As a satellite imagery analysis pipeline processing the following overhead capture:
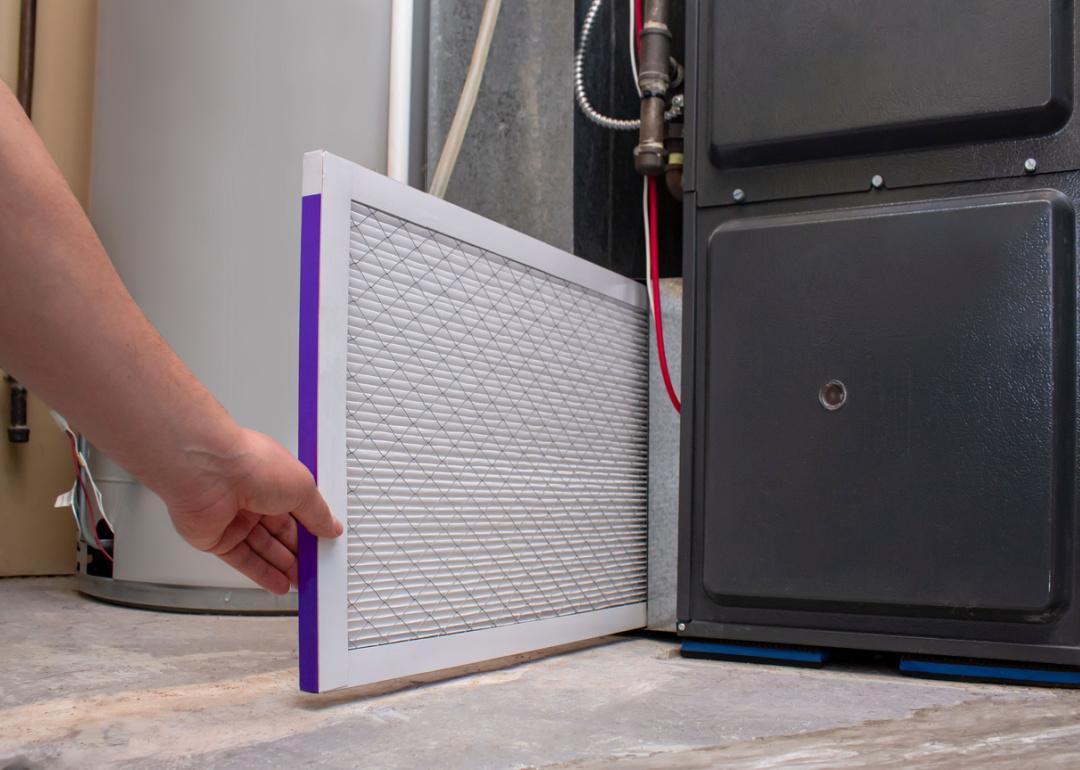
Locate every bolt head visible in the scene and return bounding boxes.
[671,94,684,109]
[732,188,745,202]
[1024,158,1038,173]
[871,174,884,189]
[676,622,687,632]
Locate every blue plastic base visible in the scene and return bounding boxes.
[681,639,829,668]
[901,658,1080,687]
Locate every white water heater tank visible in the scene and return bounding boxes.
[87,0,392,610]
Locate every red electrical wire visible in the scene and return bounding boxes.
[68,434,113,562]
[636,0,681,413]
[648,177,681,412]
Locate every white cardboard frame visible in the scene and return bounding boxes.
[298,151,648,693]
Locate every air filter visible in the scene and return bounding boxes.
[297,152,649,693]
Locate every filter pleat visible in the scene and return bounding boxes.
[345,202,649,651]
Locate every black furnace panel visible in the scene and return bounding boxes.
[681,0,1080,667]
[708,0,1070,168]
[687,0,1080,208]
[702,192,1072,619]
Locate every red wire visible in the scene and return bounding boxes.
[68,435,113,562]
[649,177,682,413]
[636,0,680,413]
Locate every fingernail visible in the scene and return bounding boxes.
[334,519,344,537]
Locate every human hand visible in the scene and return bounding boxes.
[160,428,343,594]
[0,82,341,593]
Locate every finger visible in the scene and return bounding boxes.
[235,444,342,539]
[206,509,259,556]
[290,472,343,539]
[263,513,299,555]
[218,540,291,595]
[247,521,297,580]
[261,515,300,586]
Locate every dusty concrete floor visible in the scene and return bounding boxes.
[3,578,1080,769]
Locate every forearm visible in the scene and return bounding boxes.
[0,82,241,503]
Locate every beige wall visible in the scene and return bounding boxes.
[0,0,18,90]
[0,389,79,576]
[0,0,98,576]
[33,0,98,206]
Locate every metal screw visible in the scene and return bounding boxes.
[1024,158,1038,174]
[671,93,684,111]
[871,174,884,189]
[223,592,232,604]
[732,188,745,202]
[677,622,686,632]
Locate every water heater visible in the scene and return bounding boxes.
[85,0,393,610]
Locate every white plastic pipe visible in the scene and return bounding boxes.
[387,0,413,183]
[428,0,502,198]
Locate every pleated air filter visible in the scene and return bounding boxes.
[297,152,650,693]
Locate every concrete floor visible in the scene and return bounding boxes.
[3,578,1080,769]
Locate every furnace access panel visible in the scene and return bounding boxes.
[679,0,1080,666]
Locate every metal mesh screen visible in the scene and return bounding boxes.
[345,201,649,650]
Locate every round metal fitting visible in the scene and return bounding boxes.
[732,188,746,202]
[677,622,687,632]
[871,174,884,189]
[1024,157,1038,174]
[819,380,848,411]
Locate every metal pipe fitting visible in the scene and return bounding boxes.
[634,98,667,176]
[637,0,671,97]
[575,0,683,133]
[634,0,672,176]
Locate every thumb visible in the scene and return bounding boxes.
[229,429,344,538]
[292,470,343,539]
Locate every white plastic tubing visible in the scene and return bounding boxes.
[427,0,503,198]
[387,0,414,183]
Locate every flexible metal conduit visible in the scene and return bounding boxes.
[575,0,680,133]
[575,0,640,131]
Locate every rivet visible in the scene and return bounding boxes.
[677,622,687,632]
[819,380,848,411]
[871,174,884,189]
[1024,158,1038,174]
[732,188,746,202]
